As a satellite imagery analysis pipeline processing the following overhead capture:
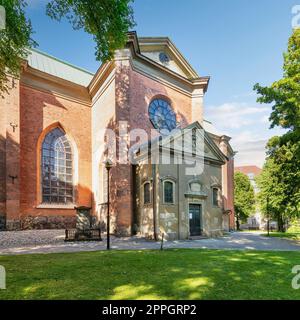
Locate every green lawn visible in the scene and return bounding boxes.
[261,232,300,241]
[0,249,300,300]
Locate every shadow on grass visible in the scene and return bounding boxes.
[0,249,299,300]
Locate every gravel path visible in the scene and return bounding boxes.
[0,230,65,248]
[0,230,299,255]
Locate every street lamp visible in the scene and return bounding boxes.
[105,159,113,250]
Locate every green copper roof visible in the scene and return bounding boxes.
[27,48,95,87]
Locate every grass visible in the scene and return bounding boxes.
[0,249,300,300]
[261,225,300,241]
[262,232,300,240]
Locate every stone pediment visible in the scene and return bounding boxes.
[138,37,199,79]
[134,121,227,165]
[159,122,227,164]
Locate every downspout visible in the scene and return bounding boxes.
[152,164,158,241]
[177,164,180,239]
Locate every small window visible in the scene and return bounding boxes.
[164,180,174,204]
[143,182,151,204]
[212,188,219,206]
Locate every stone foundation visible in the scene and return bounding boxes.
[20,216,76,230]
[203,230,223,237]
[5,219,21,231]
[0,215,6,230]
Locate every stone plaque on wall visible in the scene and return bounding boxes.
[76,207,92,230]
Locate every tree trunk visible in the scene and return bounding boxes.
[277,214,285,232]
[236,216,240,231]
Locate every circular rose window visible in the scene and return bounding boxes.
[148,99,177,133]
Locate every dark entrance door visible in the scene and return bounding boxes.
[189,204,202,236]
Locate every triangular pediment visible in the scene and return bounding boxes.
[138,37,199,79]
[134,122,227,165]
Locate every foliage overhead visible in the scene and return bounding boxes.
[46,0,135,62]
[234,172,255,230]
[0,0,135,95]
[0,0,35,94]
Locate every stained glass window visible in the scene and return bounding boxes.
[164,181,174,204]
[41,128,73,204]
[144,182,151,204]
[148,99,177,133]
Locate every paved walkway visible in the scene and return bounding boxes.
[0,230,299,255]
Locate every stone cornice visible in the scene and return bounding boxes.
[129,44,210,93]
[88,61,115,98]
[85,32,210,98]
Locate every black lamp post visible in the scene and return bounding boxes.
[105,159,113,250]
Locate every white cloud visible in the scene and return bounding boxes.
[234,141,267,168]
[232,136,267,168]
[205,102,270,130]
[204,101,275,168]
[260,115,270,124]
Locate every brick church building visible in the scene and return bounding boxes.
[0,32,235,238]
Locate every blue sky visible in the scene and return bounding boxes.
[25,0,298,167]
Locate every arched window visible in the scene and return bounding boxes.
[212,187,219,207]
[163,180,175,204]
[143,182,151,204]
[41,128,73,204]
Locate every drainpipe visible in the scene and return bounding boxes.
[152,164,158,241]
[177,164,180,239]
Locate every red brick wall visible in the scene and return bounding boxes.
[0,77,21,229]
[0,85,7,229]
[129,69,192,135]
[110,65,193,235]
[19,85,92,228]
[227,157,235,229]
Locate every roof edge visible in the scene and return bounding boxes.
[28,48,95,76]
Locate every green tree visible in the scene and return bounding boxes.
[0,0,135,94]
[256,138,300,232]
[254,28,300,143]
[0,0,35,95]
[234,172,255,230]
[254,28,300,218]
[46,0,135,62]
